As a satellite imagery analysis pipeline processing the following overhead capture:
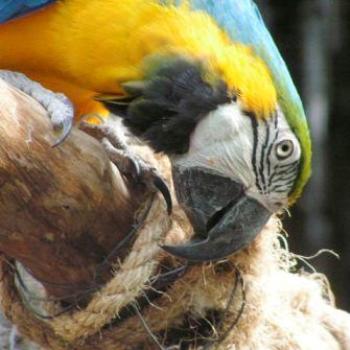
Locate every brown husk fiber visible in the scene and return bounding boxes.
[0,195,350,349]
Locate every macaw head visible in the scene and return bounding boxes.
[102,0,311,261]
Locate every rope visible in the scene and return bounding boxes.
[0,208,349,350]
[0,194,172,349]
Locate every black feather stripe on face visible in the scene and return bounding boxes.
[103,57,231,155]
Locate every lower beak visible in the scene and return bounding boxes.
[162,166,271,261]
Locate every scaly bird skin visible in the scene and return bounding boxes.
[0,0,312,261]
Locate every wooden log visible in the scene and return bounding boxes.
[0,79,146,304]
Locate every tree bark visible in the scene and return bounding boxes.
[0,79,146,304]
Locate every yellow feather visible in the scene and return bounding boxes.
[0,0,277,117]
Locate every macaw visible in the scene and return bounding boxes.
[0,0,312,261]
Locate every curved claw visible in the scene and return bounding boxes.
[162,196,271,262]
[153,176,172,215]
[52,119,74,147]
[50,95,74,147]
[129,157,141,180]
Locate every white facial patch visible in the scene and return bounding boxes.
[173,102,256,187]
[173,102,301,212]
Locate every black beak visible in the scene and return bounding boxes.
[162,166,271,262]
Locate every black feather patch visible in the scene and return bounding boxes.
[103,57,231,155]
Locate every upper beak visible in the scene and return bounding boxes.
[162,166,272,261]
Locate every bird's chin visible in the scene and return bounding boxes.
[163,166,272,261]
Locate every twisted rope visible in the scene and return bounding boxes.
[0,194,171,349]
[1,210,349,350]
[51,195,170,342]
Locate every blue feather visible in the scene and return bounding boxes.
[0,0,55,23]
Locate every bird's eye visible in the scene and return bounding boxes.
[275,139,294,159]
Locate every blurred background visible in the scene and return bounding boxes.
[255,0,350,311]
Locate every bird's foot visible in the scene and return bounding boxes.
[0,70,74,146]
[80,120,172,214]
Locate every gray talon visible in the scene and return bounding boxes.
[79,121,173,214]
[153,176,172,215]
[51,118,74,147]
[129,157,141,179]
[0,70,74,146]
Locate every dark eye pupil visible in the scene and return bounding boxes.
[281,144,289,152]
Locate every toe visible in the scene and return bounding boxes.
[77,120,173,214]
[51,117,74,147]
[49,94,74,147]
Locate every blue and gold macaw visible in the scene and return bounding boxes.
[0,0,312,261]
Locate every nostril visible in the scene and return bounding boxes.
[206,200,235,232]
